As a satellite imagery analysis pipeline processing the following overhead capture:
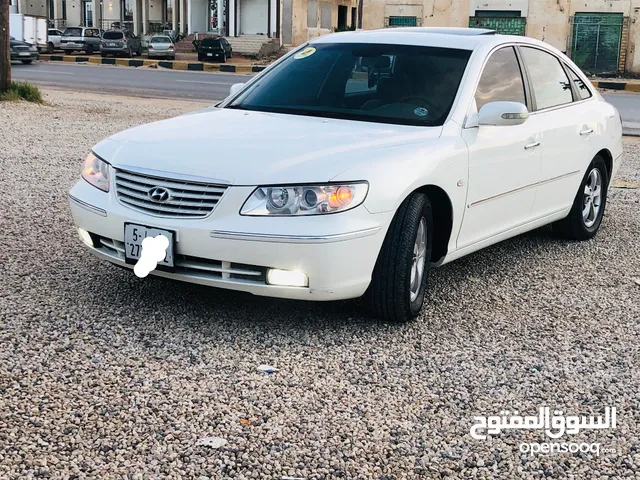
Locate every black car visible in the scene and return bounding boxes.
[197,37,232,63]
[10,37,40,64]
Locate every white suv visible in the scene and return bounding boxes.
[68,27,623,321]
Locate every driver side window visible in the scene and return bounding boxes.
[475,46,527,110]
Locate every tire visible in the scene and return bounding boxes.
[136,46,142,56]
[228,50,232,58]
[65,50,73,55]
[221,52,226,63]
[47,42,54,53]
[198,54,203,62]
[364,192,433,322]
[552,156,609,240]
[85,45,93,55]
[101,52,107,57]
[21,60,33,64]
[127,47,133,58]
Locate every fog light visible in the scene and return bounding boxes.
[266,268,308,287]
[78,228,94,247]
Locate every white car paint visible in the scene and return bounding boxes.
[68,27,623,308]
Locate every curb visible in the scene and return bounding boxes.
[590,80,640,93]
[41,54,267,73]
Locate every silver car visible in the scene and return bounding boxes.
[60,27,103,55]
[100,29,142,58]
[147,35,175,59]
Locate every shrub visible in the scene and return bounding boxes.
[0,81,43,103]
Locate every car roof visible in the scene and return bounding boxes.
[310,27,542,51]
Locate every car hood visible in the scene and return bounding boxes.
[94,108,443,185]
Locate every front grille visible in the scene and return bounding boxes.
[14,46,29,52]
[114,168,228,218]
[96,236,266,283]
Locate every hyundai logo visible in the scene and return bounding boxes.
[148,186,171,203]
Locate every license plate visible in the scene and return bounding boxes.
[207,53,213,56]
[124,223,175,267]
[108,42,117,46]
[19,52,30,56]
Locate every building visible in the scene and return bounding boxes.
[362,0,640,74]
[46,0,358,52]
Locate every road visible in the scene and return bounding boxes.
[10,62,640,129]
[10,61,251,101]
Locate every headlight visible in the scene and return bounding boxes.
[241,182,368,216]
[81,152,110,192]
[29,46,37,52]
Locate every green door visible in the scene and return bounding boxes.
[469,11,526,36]
[572,13,624,74]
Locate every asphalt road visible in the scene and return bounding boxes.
[10,62,640,129]
[10,61,252,101]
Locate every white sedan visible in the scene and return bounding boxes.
[69,27,623,321]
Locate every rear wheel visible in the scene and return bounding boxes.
[221,52,226,63]
[552,156,609,240]
[364,192,433,322]
[127,47,133,58]
[47,42,54,53]
[85,45,93,55]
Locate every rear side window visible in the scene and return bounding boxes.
[566,66,593,101]
[475,46,526,110]
[63,27,82,36]
[520,47,573,110]
[103,31,124,40]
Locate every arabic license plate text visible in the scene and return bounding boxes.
[124,223,175,267]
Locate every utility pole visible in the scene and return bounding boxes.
[0,0,10,92]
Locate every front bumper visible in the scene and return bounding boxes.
[11,51,39,61]
[68,179,391,301]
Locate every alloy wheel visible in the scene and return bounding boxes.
[583,167,602,228]
[410,217,427,302]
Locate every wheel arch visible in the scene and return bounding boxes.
[595,148,613,182]
[413,184,454,264]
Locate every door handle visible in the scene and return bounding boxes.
[524,141,540,150]
[580,128,594,136]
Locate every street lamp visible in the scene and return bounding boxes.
[100,0,103,29]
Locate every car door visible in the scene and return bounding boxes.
[519,46,598,217]
[458,46,542,248]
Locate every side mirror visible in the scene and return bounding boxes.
[229,83,245,96]
[477,101,529,126]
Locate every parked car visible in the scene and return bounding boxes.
[147,35,175,59]
[197,36,232,62]
[68,27,623,322]
[162,29,179,43]
[47,28,63,52]
[61,27,103,55]
[9,36,39,64]
[100,29,142,58]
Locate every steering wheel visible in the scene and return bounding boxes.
[399,96,437,113]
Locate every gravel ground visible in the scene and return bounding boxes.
[1,89,639,480]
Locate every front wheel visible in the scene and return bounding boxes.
[552,156,609,240]
[364,193,433,322]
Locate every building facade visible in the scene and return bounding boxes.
[46,0,357,48]
[362,0,640,74]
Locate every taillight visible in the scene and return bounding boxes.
[148,44,153,49]
[168,45,174,49]
[120,39,125,43]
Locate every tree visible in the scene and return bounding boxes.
[0,0,10,92]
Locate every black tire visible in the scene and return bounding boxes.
[364,193,433,322]
[101,52,107,57]
[198,54,203,62]
[85,45,93,55]
[47,42,54,53]
[65,50,73,55]
[552,156,609,240]
[127,47,133,58]
[136,46,142,56]
[21,60,33,64]
[228,50,232,58]
[221,52,226,63]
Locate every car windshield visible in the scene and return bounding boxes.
[227,43,470,126]
[103,31,124,39]
[62,27,83,36]
[151,36,171,43]
[202,38,222,46]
